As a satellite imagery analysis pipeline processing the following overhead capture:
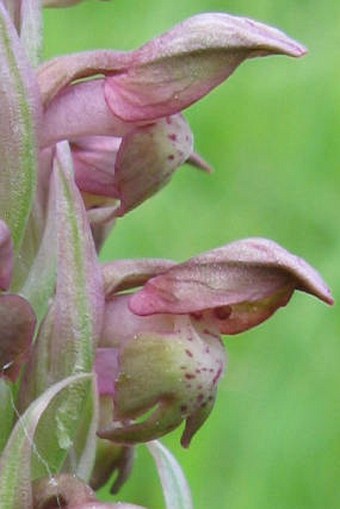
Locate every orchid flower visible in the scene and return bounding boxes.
[0,2,333,509]
[96,239,332,447]
[37,12,307,224]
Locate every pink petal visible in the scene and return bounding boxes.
[102,258,176,298]
[113,114,193,215]
[95,348,119,396]
[39,13,305,129]
[72,136,121,197]
[129,238,333,334]
[100,295,175,348]
[104,13,307,122]
[41,80,132,148]
[38,49,130,106]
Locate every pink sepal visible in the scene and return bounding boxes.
[129,238,333,334]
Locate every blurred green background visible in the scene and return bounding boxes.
[44,1,340,508]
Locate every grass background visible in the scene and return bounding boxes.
[44,1,340,508]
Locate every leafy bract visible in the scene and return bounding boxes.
[147,441,193,509]
[0,373,91,509]
[0,4,40,253]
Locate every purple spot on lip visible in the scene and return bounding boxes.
[191,312,203,321]
[168,154,175,161]
[168,133,177,141]
[185,349,193,358]
[185,373,196,380]
[214,305,232,320]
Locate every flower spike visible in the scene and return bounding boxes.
[0,2,332,508]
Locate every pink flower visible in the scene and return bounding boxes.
[38,13,306,222]
[96,239,332,447]
[129,237,333,332]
